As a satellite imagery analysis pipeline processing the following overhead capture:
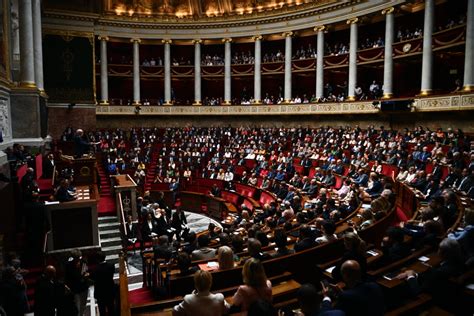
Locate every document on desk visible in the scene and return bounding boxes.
[325,266,336,274]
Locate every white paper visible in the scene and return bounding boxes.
[418,256,430,262]
[325,266,336,274]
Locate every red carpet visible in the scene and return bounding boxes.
[97,164,117,217]
[129,287,155,306]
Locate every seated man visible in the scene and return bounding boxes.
[153,235,174,262]
[191,234,216,261]
[334,260,385,316]
[55,179,77,202]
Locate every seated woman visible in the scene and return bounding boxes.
[173,270,230,316]
[217,246,235,270]
[232,258,272,314]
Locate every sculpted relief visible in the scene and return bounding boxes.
[0,98,11,142]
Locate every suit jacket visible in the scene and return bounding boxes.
[55,187,75,202]
[142,219,159,240]
[34,275,57,316]
[92,261,115,301]
[74,135,91,158]
[173,291,230,316]
[153,244,173,261]
[42,158,55,179]
[125,222,139,240]
[335,282,384,316]
[294,237,315,252]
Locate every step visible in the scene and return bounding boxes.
[102,245,123,256]
[98,216,118,224]
[98,222,121,229]
[100,237,123,247]
[100,229,122,239]
[105,253,120,265]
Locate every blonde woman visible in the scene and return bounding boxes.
[232,258,272,314]
[217,246,235,270]
[173,270,229,316]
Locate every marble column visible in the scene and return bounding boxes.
[253,35,263,103]
[315,26,325,100]
[347,18,358,101]
[382,7,395,99]
[163,39,172,105]
[223,38,232,104]
[32,0,44,91]
[420,0,434,95]
[193,39,202,105]
[131,38,141,105]
[99,36,109,104]
[283,32,293,103]
[19,0,36,87]
[463,0,474,91]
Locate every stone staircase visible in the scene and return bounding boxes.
[98,216,123,268]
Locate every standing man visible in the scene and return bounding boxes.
[91,252,116,316]
[73,129,98,158]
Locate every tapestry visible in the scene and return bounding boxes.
[43,34,95,103]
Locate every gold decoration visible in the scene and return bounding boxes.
[381,7,394,15]
[80,166,91,176]
[314,25,326,32]
[130,38,141,43]
[192,39,202,44]
[346,17,359,25]
[282,31,294,37]
[98,36,110,41]
[252,35,263,41]
[222,38,233,43]
[162,39,173,44]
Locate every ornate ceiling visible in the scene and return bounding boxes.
[106,0,323,18]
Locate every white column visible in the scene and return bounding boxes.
[163,39,172,105]
[99,36,109,104]
[382,7,395,98]
[347,18,358,100]
[284,32,293,102]
[421,0,434,95]
[193,39,202,105]
[19,0,36,87]
[131,38,141,104]
[32,0,44,91]
[253,35,262,103]
[463,0,474,91]
[315,26,325,100]
[223,38,232,104]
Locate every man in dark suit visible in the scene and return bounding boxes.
[209,184,221,197]
[335,260,384,316]
[34,266,57,316]
[153,235,174,261]
[91,252,116,316]
[141,212,159,242]
[125,215,139,250]
[296,283,344,316]
[55,179,77,202]
[294,225,315,252]
[74,129,96,158]
[42,153,56,179]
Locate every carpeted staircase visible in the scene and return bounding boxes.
[97,163,116,217]
[144,152,160,192]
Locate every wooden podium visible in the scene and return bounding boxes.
[45,185,99,252]
[58,155,97,185]
[45,156,100,253]
[111,174,138,220]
